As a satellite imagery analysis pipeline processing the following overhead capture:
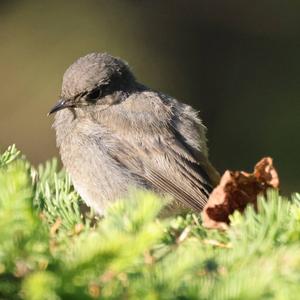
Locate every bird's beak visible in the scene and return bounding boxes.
[48,99,73,115]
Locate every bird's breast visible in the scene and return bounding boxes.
[57,123,144,215]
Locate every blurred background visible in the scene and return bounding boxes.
[0,0,299,192]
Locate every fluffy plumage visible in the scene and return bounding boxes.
[51,53,219,215]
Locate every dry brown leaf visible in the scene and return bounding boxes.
[88,283,101,298]
[202,157,279,230]
[14,261,30,278]
[74,223,84,235]
[50,218,62,236]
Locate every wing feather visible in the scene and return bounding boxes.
[110,128,216,212]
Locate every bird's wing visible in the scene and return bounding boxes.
[111,128,216,212]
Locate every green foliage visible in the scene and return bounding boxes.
[0,145,299,300]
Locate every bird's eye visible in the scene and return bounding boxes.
[86,88,102,102]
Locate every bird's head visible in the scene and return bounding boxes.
[49,52,136,115]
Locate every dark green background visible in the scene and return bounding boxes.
[0,1,299,192]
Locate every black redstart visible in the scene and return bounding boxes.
[49,53,219,215]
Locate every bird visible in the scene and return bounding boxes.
[49,52,220,215]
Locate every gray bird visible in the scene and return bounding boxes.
[49,53,220,215]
